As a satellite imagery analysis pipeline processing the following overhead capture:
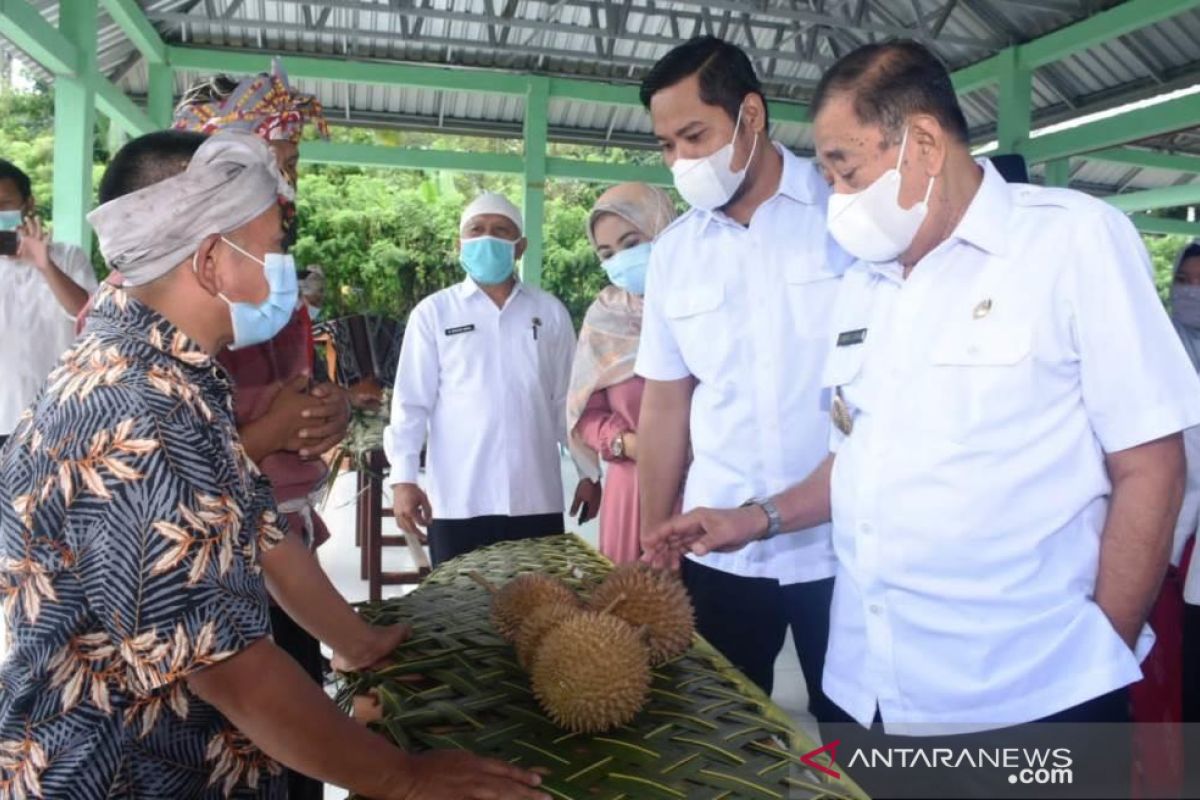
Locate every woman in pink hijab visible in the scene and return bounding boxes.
[566,183,676,564]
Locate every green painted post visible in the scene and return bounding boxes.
[995,47,1031,155]
[1044,159,1070,187]
[52,0,97,251]
[148,63,174,129]
[522,76,548,288]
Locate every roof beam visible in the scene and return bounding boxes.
[168,46,812,122]
[94,77,155,135]
[1084,147,1200,174]
[1105,181,1200,212]
[1023,91,1200,163]
[1128,215,1200,237]
[300,140,670,186]
[0,0,153,134]
[953,0,1200,94]
[99,0,168,64]
[0,0,80,74]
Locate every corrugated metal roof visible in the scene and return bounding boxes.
[4,0,1199,198]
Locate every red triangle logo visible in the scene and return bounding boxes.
[800,739,841,779]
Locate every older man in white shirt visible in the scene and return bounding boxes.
[636,37,850,720]
[0,158,96,448]
[647,41,1200,798]
[386,192,600,566]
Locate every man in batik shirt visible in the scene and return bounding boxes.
[0,131,547,800]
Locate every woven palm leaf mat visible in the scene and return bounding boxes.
[339,534,868,800]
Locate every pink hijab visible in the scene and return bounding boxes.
[566,183,676,480]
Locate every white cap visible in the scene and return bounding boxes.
[460,191,523,236]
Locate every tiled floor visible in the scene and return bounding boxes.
[316,455,818,798]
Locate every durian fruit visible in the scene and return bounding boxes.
[587,563,695,666]
[488,573,579,641]
[531,612,651,733]
[514,602,580,670]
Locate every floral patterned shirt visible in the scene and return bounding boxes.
[0,284,287,799]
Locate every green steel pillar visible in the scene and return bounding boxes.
[522,76,548,288]
[995,47,1032,155]
[52,0,97,250]
[1044,159,1070,187]
[148,62,174,129]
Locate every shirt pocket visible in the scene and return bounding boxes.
[925,319,1036,443]
[785,257,842,336]
[438,323,490,395]
[665,283,726,382]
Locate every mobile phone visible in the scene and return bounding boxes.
[0,231,18,257]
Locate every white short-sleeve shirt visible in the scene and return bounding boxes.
[636,145,851,584]
[0,243,97,435]
[384,279,576,519]
[821,160,1200,735]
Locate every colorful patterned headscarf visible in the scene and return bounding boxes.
[172,58,329,143]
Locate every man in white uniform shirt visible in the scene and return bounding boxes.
[386,193,600,566]
[647,42,1200,797]
[636,37,849,720]
[0,158,96,449]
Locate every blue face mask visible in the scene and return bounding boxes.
[460,236,516,285]
[602,242,652,296]
[0,210,23,232]
[204,237,299,350]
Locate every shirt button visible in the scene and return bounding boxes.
[869,604,883,615]
[860,522,873,535]
[967,345,980,357]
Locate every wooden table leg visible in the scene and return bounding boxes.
[357,462,369,580]
[368,449,385,603]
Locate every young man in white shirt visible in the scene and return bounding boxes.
[636,37,849,720]
[646,41,1200,798]
[386,193,600,566]
[0,158,97,450]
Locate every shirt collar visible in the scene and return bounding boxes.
[947,158,1012,258]
[458,275,524,302]
[90,282,214,370]
[699,142,822,233]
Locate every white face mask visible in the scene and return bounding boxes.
[826,127,936,263]
[670,103,759,212]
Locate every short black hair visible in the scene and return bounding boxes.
[1180,243,1200,269]
[0,159,32,201]
[640,36,769,128]
[97,130,208,204]
[810,40,969,145]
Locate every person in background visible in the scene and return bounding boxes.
[0,129,547,800]
[0,158,96,450]
[173,62,349,800]
[386,192,601,567]
[566,183,676,564]
[635,37,848,717]
[646,41,1199,798]
[300,264,326,321]
[1172,240,1200,796]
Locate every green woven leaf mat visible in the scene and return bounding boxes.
[340,534,869,800]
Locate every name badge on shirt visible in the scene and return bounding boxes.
[444,324,475,336]
[837,328,867,347]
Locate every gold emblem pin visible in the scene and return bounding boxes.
[832,388,854,436]
[973,298,993,319]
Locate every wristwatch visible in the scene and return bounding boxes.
[742,497,783,540]
[611,432,626,459]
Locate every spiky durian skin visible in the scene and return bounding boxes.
[530,612,651,734]
[490,573,579,641]
[587,563,695,665]
[514,602,580,670]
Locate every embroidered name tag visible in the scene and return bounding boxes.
[837,328,867,347]
[444,324,475,336]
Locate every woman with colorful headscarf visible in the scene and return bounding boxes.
[566,183,676,564]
